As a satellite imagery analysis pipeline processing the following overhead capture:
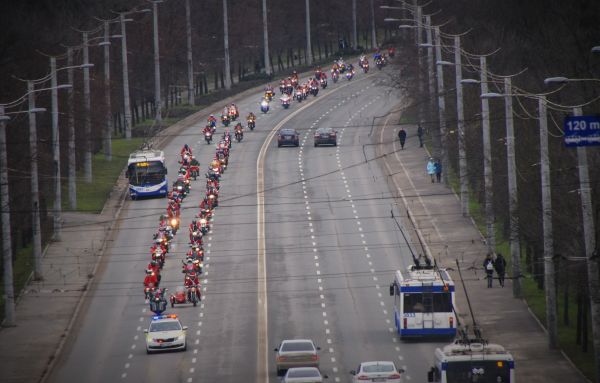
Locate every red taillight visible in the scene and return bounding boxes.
[403,318,407,329]
[357,376,370,381]
[276,356,286,362]
[311,355,319,361]
[389,373,402,379]
[330,133,336,137]
[449,317,454,328]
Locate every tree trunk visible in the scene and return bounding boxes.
[577,291,583,345]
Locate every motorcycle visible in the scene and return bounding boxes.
[260,100,270,113]
[205,131,213,144]
[247,119,256,131]
[189,164,199,180]
[310,85,319,97]
[332,70,339,83]
[265,90,274,101]
[375,58,383,70]
[235,129,243,143]
[170,285,200,307]
[149,288,168,314]
[320,77,328,89]
[280,95,291,109]
[361,61,369,73]
[346,71,354,81]
[221,114,230,126]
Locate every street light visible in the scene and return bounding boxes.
[544,76,600,84]
[591,46,600,53]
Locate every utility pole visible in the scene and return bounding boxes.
[425,16,435,132]
[434,26,448,185]
[222,0,232,90]
[262,0,272,76]
[504,77,521,298]
[152,1,163,123]
[352,0,357,49]
[539,95,557,348]
[82,32,92,183]
[305,0,313,65]
[51,57,62,241]
[454,36,468,217]
[416,6,424,129]
[413,0,418,45]
[28,82,43,280]
[480,56,495,254]
[67,48,77,209]
[0,105,15,326]
[120,13,132,139]
[185,0,195,105]
[102,22,112,161]
[370,0,377,48]
[573,107,600,379]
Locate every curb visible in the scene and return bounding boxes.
[38,182,129,383]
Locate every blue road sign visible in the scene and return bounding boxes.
[564,116,600,147]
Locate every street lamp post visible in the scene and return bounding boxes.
[434,27,449,185]
[101,22,113,161]
[27,82,45,281]
[82,32,92,183]
[370,0,377,48]
[67,48,76,209]
[424,16,435,132]
[152,1,163,124]
[185,0,194,105]
[262,0,272,76]
[50,56,62,241]
[0,106,15,326]
[480,56,495,254]
[454,36,469,218]
[305,0,313,65]
[223,0,232,90]
[120,13,133,139]
[352,0,358,49]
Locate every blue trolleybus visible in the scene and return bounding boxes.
[126,150,168,199]
[390,263,456,338]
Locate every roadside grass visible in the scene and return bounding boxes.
[446,172,595,381]
[0,245,33,322]
[63,137,144,213]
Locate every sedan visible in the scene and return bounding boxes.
[313,127,337,147]
[283,367,327,382]
[144,314,187,354]
[274,339,320,375]
[350,361,405,382]
[278,128,300,147]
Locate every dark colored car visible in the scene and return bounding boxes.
[313,127,337,147]
[278,128,300,147]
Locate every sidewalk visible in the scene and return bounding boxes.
[0,176,127,383]
[375,120,589,383]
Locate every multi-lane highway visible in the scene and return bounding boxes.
[49,65,447,383]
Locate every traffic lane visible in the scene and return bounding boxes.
[264,142,336,379]
[48,118,222,383]
[326,84,449,375]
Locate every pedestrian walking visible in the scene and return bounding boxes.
[426,158,436,183]
[434,158,442,183]
[483,253,495,288]
[398,128,407,149]
[494,252,507,287]
[417,124,424,147]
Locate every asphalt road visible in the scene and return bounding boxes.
[49,65,446,383]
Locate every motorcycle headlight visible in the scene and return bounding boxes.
[170,218,178,226]
[193,231,198,236]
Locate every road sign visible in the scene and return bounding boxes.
[564,115,600,147]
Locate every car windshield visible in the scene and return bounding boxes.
[288,369,320,378]
[363,364,395,373]
[280,129,296,135]
[317,128,332,134]
[149,321,181,332]
[281,341,314,352]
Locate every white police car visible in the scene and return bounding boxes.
[144,314,187,354]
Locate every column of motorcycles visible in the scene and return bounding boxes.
[142,125,241,315]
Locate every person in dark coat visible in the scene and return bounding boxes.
[434,159,442,183]
[494,253,507,287]
[417,124,424,147]
[483,253,495,288]
[398,128,407,149]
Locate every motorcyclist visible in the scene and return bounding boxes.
[144,269,159,289]
[180,144,192,158]
[203,124,213,135]
[148,260,161,275]
[207,114,217,128]
[234,122,243,138]
[184,271,200,287]
[314,66,323,80]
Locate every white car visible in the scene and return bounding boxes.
[283,367,327,382]
[350,361,405,382]
[144,314,187,354]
